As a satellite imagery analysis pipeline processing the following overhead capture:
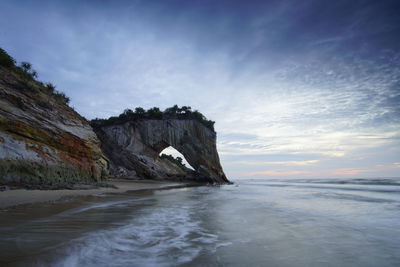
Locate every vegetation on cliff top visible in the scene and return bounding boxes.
[0,47,70,104]
[1,48,216,131]
[90,105,216,131]
[160,153,190,171]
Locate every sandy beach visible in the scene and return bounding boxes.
[0,179,190,209]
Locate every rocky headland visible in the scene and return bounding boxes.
[92,116,229,184]
[0,49,108,186]
[0,48,229,189]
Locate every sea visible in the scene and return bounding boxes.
[1,177,400,267]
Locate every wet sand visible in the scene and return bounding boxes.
[0,179,189,209]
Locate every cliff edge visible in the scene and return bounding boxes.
[0,48,229,185]
[0,49,108,185]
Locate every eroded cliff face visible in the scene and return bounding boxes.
[0,67,108,184]
[93,119,229,184]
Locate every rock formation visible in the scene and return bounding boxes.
[0,48,229,185]
[93,119,229,184]
[0,64,108,184]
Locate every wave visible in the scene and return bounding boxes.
[312,192,397,203]
[53,201,221,267]
[243,178,400,194]
[285,178,400,186]
[252,183,400,193]
[244,177,400,186]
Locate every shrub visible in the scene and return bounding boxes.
[90,105,216,131]
[123,108,134,115]
[147,107,163,118]
[160,153,188,170]
[31,70,38,79]
[181,106,191,113]
[44,83,70,105]
[0,47,72,107]
[54,91,70,104]
[16,61,38,80]
[45,82,56,93]
[164,104,179,115]
[20,62,32,72]
[0,48,16,67]
[135,107,145,114]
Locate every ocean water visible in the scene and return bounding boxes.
[1,178,400,266]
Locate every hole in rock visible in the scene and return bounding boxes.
[159,146,194,170]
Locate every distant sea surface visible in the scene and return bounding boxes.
[1,178,400,266]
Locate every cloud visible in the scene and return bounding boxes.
[1,0,399,178]
[241,170,310,177]
[233,160,320,166]
[238,166,395,179]
[393,163,400,169]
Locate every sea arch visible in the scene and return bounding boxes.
[159,146,194,170]
[94,118,229,183]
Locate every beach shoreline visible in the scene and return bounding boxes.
[0,179,196,209]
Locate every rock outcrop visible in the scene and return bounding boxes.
[0,48,228,185]
[93,119,229,184]
[0,65,108,184]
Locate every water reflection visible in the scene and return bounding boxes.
[0,178,399,266]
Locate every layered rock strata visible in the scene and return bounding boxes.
[0,67,108,184]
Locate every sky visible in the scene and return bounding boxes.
[1,0,399,179]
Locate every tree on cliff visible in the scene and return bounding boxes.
[160,154,188,170]
[164,105,180,115]
[90,105,216,131]
[19,62,38,79]
[181,106,192,113]
[0,47,70,105]
[0,48,15,67]
[147,107,163,118]
[123,109,134,116]
[135,107,145,114]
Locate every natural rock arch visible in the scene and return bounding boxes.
[93,119,229,183]
[159,146,194,170]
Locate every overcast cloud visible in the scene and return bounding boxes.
[1,0,399,179]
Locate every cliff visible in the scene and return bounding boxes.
[93,119,229,184]
[0,48,229,185]
[0,59,108,185]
